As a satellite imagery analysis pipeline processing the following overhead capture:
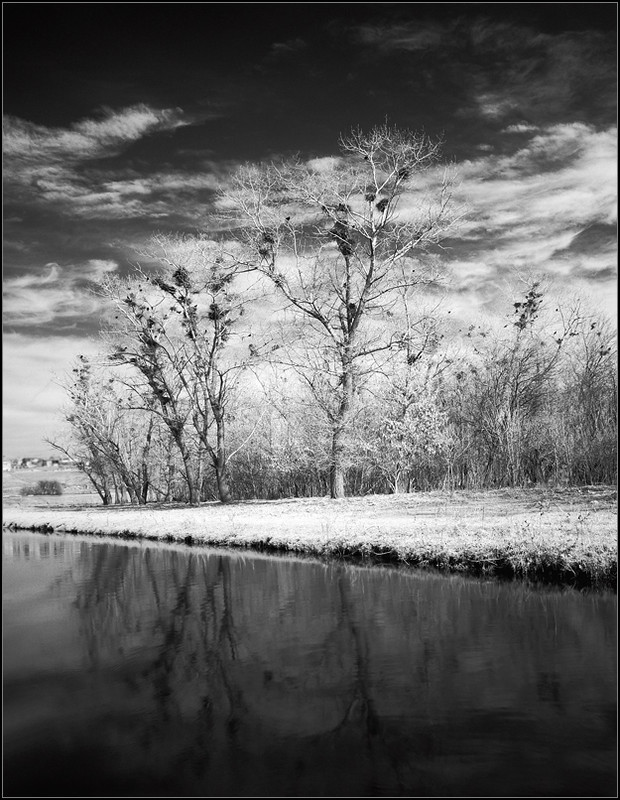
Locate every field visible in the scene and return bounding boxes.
[3,470,617,589]
[2,468,101,507]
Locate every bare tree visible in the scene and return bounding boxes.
[101,278,200,504]
[448,283,584,487]
[222,124,463,497]
[101,234,253,504]
[48,358,157,504]
[556,312,617,484]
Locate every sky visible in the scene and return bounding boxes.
[2,2,617,459]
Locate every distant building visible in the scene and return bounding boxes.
[6,456,82,471]
[13,458,48,469]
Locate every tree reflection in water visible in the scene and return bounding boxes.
[3,533,617,798]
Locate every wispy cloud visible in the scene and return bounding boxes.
[437,122,617,319]
[269,38,307,57]
[3,260,118,327]
[354,22,445,51]
[458,124,616,235]
[3,105,205,220]
[58,171,221,220]
[3,104,188,161]
[351,18,615,128]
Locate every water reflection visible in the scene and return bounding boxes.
[3,532,617,797]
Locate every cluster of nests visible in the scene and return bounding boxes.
[257,190,395,258]
[364,193,389,212]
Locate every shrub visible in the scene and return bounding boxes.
[20,480,63,496]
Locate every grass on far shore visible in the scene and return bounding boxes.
[3,478,617,590]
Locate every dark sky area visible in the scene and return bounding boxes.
[4,3,616,157]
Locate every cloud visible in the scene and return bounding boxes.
[3,104,188,162]
[52,171,222,220]
[7,263,61,289]
[351,18,615,128]
[3,260,118,327]
[475,96,521,121]
[354,22,445,51]
[474,28,616,125]
[85,258,119,275]
[407,122,617,319]
[3,105,208,221]
[502,124,541,134]
[554,223,617,257]
[306,156,342,173]
[270,38,307,57]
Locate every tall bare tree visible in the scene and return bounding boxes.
[222,124,462,497]
[101,234,252,504]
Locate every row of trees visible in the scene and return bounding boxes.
[50,126,617,504]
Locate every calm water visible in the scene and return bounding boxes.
[3,532,617,798]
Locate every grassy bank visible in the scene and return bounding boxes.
[3,487,617,589]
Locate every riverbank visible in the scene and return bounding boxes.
[3,486,617,589]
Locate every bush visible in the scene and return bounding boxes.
[20,480,63,496]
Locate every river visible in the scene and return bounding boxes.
[3,531,617,797]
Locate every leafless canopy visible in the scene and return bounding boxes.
[220,124,464,497]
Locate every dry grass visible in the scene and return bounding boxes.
[3,484,617,589]
[3,469,98,505]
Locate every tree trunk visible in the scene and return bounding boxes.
[212,427,233,503]
[96,483,111,505]
[172,434,198,504]
[329,358,354,499]
[140,462,149,504]
[211,404,233,503]
[216,464,233,504]
[330,427,347,499]
[391,472,402,494]
[330,465,346,499]
[172,451,198,504]
[140,417,153,504]
[185,468,199,505]
[85,470,111,505]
